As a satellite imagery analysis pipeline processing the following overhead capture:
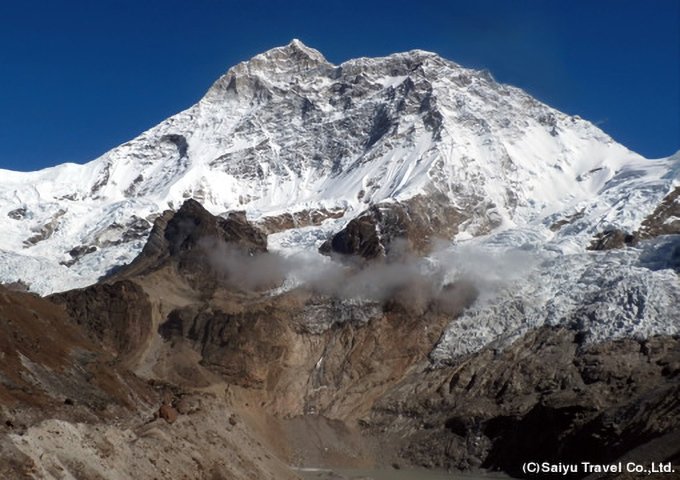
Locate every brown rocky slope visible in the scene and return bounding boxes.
[1,198,679,479]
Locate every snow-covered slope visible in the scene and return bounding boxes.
[1,40,678,357]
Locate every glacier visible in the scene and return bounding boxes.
[1,39,678,359]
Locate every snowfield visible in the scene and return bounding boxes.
[1,40,678,359]
[430,232,680,360]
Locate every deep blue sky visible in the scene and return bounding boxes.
[1,0,678,171]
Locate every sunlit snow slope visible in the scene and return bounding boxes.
[1,40,678,358]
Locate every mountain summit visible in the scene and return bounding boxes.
[1,41,680,478]
[0,41,679,354]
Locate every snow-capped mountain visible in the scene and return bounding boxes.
[1,40,679,359]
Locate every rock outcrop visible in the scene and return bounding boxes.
[320,195,465,260]
[111,199,267,279]
[369,327,680,478]
[49,281,152,359]
[2,197,680,479]
[0,285,157,441]
[637,186,680,239]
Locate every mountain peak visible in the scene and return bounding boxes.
[286,38,319,55]
[0,41,676,304]
[249,38,330,70]
[206,39,331,96]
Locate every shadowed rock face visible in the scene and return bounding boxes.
[588,187,680,252]
[637,186,680,239]
[587,229,637,251]
[3,198,679,479]
[320,210,384,259]
[320,194,465,260]
[49,280,153,359]
[0,285,156,432]
[108,199,268,291]
[163,199,266,257]
[368,327,680,478]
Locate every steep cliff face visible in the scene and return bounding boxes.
[1,40,677,297]
[2,198,679,479]
[49,281,153,359]
[370,328,680,476]
[0,286,154,417]
[0,41,677,373]
[1,40,679,479]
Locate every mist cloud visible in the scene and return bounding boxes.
[198,236,539,316]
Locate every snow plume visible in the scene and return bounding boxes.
[197,237,289,291]
[197,236,542,316]
[199,235,450,310]
[430,243,544,304]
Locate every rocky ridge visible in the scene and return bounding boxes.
[0,40,677,297]
[0,40,679,479]
[2,199,678,479]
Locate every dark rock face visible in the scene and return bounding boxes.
[368,327,680,478]
[365,105,393,149]
[68,245,97,258]
[549,209,585,232]
[89,215,153,251]
[164,199,267,257]
[49,280,153,358]
[588,229,637,251]
[110,199,268,283]
[23,209,66,247]
[61,244,98,267]
[637,186,680,239]
[320,194,465,260]
[588,187,680,252]
[7,207,27,220]
[320,210,384,259]
[0,285,155,425]
[128,210,174,267]
[160,134,189,159]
